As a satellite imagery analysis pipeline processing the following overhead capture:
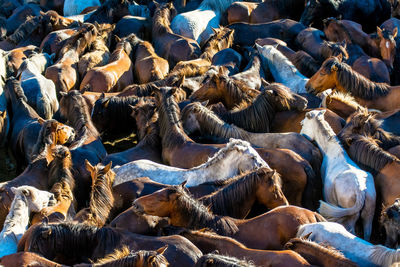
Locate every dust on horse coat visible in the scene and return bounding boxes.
[18,53,58,119]
[257,44,308,94]
[113,139,267,187]
[298,222,400,267]
[170,0,238,45]
[300,110,376,241]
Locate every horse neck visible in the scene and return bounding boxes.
[91,38,108,52]
[31,132,55,162]
[88,176,113,227]
[308,119,343,156]
[192,148,242,176]
[109,47,127,62]
[152,8,174,36]
[183,231,246,253]
[2,195,29,238]
[137,120,160,148]
[59,49,79,63]
[106,97,138,120]
[69,103,99,139]
[24,60,46,75]
[370,245,400,267]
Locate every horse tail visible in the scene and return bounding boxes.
[36,95,52,120]
[318,190,365,219]
[302,162,321,211]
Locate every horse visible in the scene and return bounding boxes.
[211,49,242,76]
[78,22,115,78]
[17,52,58,119]
[189,68,260,109]
[380,198,400,248]
[194,253,254,267]
[299,0,391,33]
[0,252,65,267]
[133,183,326,250]
[0,186,55,257]
[256,38,320,78]
[63,0,101,16]
[112,138,266,187]
[342,134,400,209]
[322,18,391,83]
[124,33,169,84]
[46,23,97,94]
[257,44,309,94]
[297,222,400,267]
[20,223,202,266]
[285,237,359,267]
[59,90,107,209]
[225,0,305,25]
[102,99,162,166]
[74,161,114,227]
[228,19,305,48]
[40,28,79,58]
[91,94,139,139]
[31,146,76,225]
[113,15,152,41]
[214,83,308,133]
[306,56,400,111]
[171,27,234,78]
[174,229,313,267]
[76,246,169,267]
[300,110,376,241]
[321,91,361,119]
[79,35,133,93]
[230,47,264,90]
[6,4,42,35]
[152,2,201,68]
[7,46,39,77]
[170,0,237,46]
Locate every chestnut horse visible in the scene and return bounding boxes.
[133,183,326,250]
[0,252,65,267]
[152,3,201,68]
[306,56,400,111]
[80,35,134,93]
[45,24,97,94]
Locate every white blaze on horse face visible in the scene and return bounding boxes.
[386,41,390,49]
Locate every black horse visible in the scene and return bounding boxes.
[300,0,391,32]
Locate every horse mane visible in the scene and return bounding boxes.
[370,245,400,267]
[199,168,281,217]
[122,82,161,97]
[59,24,96,56]
[181,102,249,139]
[324,91,360,110]
[135,101,160,146]
[6,77,28,103]
[325,57,391,100]
[285,238,358,266]
[96,95,140,125]
[7,15,43,45]
[171,185,239,235]
[109,39,132,61]
[61,91,100,149]
[47,145,75,192]
[218,83,292,132]
[152,3,176,37]
[87,165,115,227]
[222,75,259,104]
[199,0,238,13]
[93,247,168,266]
[292,50,320,77]
[347,135,398,173]
[320,41,349,59]
[201,28,234,61]
[30,120,58,162]
[157,87,193,150]
[196,253,254,267]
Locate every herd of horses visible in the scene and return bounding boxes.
[1,0,400,266]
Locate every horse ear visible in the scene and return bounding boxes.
[0,110,6,119]
[331,63,338,72]
[115,35,121,43]
[393,27,398,39]
[10,187,17,194]
[179,181,187,188]
[336,53,343,63]
[303,232,312,240]
[201,100,209,106]
[100,92,105,99]
[211,27,218,34]
[103,98,111,108]
[174,75,185,88]
[129,104,137,116]
[59,91,67,98]
[319,110,326,116]
[37,118,45,125]
[377,26,383,38]
[85,159,95,174]
[40,11,45,16]
[94,21,100,29]
[156,245,168,255]
[103,162,112,173]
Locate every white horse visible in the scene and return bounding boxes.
[256,44,309,94]
[298,222,400,267]
[170,0,238,46]
[63,0,101,17]
[17,53,58,119]
[300,110,376,241]
[0,186,55,257]
[113,139,267,187]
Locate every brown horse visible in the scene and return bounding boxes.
[255,37,320,78]
[59,90,107,209]
[171,27,234,78]
[321,92,361,119]
[78,22,115,79]
[133,183,326,250]
[306,56,400,111]
[45,23,97,94]
[102,99,162,166]
[74,160,114,227]
[80,35,134,93]
[190,68,259,109]
[41,28,80,59]
[176,229,313,267]
[19,223,202,266]
[6,45,39,76]
[152,2,201,68]
[31,145,76,225]
[125,33,169,84]
[225,0,305,25]
[322,18,391,83]
[284,237,359,267]
[380,198,400,248]
[0,252,67,267]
